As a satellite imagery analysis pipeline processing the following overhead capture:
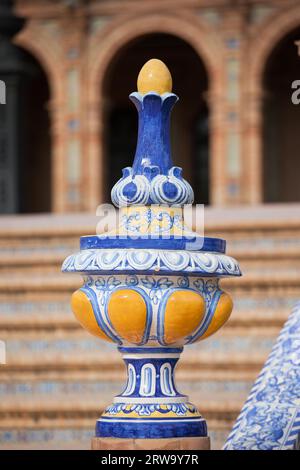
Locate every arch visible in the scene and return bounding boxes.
[0,37,52,213]
[13,23,67,212]
[85,12,223,208]
[262,26,300,202]
[88,12,221,101]
[16,46,52,213]
[244,4,300,204]
[14,25,63,102]
[249,5,300,93]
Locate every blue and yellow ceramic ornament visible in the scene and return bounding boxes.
[62,59,241,444]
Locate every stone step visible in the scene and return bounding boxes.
[0,206,299,449]
[0,380,247,423]
[0,392,246,414]
[1,239,300,257]
[0,326,277,368]
[0,287,295,343]
[0,228,299,252]
[0,421,230,450]
[0,307,292,330]
[0,204,299,234]
[0,428,93,450]
[0,207,299,255]
[0,365,254,450]
[0,282,295,321]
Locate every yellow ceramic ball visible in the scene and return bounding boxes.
[137,59,172,95]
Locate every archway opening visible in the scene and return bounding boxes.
[0,46,51,214]
[102,33,209,204]
[263,27,300,203]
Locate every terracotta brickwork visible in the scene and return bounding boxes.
[11,0,300,211]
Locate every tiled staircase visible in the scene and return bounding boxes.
[0,204,299,449]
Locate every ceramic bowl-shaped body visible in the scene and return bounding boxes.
[71,274,233,347]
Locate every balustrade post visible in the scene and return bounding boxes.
[62,59,241,450]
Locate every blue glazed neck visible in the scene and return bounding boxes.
[111,91,194,208]
[130,92,178,177]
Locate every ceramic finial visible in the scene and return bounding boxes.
[111,59,195,207]
[137,59,172,95]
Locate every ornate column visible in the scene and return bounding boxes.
[244,89,264,204]
[84,97,103,211]
[219,8,248,204]
[62,59,241,450]
[50,97,68,213]
[58,6,87,212]
[209,90,227,206]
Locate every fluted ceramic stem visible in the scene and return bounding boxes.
[116,347,186,404]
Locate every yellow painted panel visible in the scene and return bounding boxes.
[137,59,172,95]
[71,290,112,342]
[199,292,233,341]
[108,289,147,344]
[118,206,187,237]
[164,290,205,345]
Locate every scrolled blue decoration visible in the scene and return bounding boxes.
[111,167,150,207]
[224,302,300,450]
[112,165,194,207]
[150,167,194,205]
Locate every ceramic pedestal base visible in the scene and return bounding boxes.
[95,348,208,441]
[91,436,210,450]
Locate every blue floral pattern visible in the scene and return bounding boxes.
[83,275,218,310]
[141,276,174,304]
[125,275,139,287]
[93,276,121,305]
[224,302,300,450]
[193,278,219,304]
[105,402,198,417]
[121,209,184,234]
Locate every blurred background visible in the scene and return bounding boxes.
[0,0,300,450]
